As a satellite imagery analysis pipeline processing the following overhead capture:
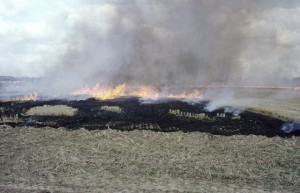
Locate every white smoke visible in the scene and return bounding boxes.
[281,122,300,134]
[0,0,300,101]
[48,0,300,93]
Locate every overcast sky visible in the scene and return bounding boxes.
[0,0,80,77]
[0,0,300,80]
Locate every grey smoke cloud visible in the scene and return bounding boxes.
[1,0,300,97]
[44,0,300,95]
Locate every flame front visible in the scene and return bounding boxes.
[2,93,38,102]
[72,83,203,100]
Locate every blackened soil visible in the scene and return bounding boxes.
[0,97,297,137]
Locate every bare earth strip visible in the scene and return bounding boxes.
[0,126,299,192]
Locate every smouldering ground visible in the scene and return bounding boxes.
[0,126,299,192]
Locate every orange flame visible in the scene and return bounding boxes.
[3,93,38,102]
[72,83,203,100]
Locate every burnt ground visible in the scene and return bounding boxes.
[0,97,298,137]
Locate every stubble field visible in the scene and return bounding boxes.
[0,126,299,193]
[0,88,299,192]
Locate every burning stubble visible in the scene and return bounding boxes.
[2,0,300,110]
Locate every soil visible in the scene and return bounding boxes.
[0,97,298,137]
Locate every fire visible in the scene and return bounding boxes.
[72,83,203,100]
[3,93,38,102]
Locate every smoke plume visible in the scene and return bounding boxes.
[37,0,299,94]
[1,0,300,105]
[282,122,300,134]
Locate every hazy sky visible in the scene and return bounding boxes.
[0,0,300,81]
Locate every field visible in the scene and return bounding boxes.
[233,88,300,121]
[0,126,299,193]
[0,88,299,192]
[246,99,300,121]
